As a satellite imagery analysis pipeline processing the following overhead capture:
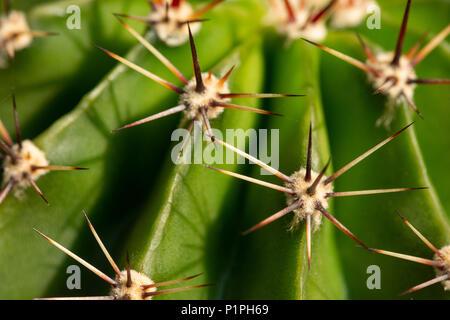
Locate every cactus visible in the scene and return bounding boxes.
[0,0,448,300]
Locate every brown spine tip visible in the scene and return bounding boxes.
[200,108,214,139]
[142,273,203,290]
[0,179,15,204]
[187,24,205,93]
[0,119,13,147]
[219,93,304,99]
[373,77,397,95]
[28,177,49,204]
[112,104,186,132]
[30,31,59,38]
[405,32,428,60]
[411,24,450,67]
[301,38,380,76]
[2,0,11,13]
[324,122,414,185]
[82,210,122,278]
[171,0,181,8]
[305,123,313,182]
[33,227,48,239]
[301,37,323,48]
[401,91,423,119]
[126,251,132,288]
[11,91,22,150]
[188,0,224,20]
[163,2,170,21]
[218,65,235,87]
[306,214,312,271]
[395,211,408,223]
[212,136,293,183]
[241,202,300,236]
[326,187,428,198]
[94,44,184,94]
[391,0,412,66]
[34,226,118,286]
[0,140,17,163]
[31,165,89,171]
[407,78,450,85]
[147,0,157,11]
[400,274,449,295]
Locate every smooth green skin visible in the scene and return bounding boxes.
[320,30,450,299]
[0,0,150,138]
[0,1,264,299]
[222,35,346,300]
[125,39,267,300]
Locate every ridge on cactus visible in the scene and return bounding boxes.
[34,211,214,300]
[204,122,425,268]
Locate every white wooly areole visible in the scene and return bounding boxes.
[303,0,450,127]
[0,10,32,64]
[0,94,87,205]
[204,123,425,269]
[34,211,213,300]
[2,140,49,195]
[96,16,300,157]
[286,167,333,231]
[268,0,337,42]
[370,214,450,295]
[115,0,224,47]
[0,1,54,68]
